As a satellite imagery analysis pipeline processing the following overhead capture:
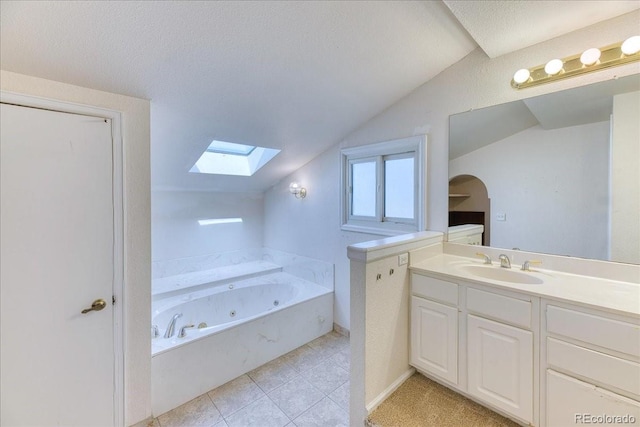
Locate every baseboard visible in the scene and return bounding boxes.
[333,322,350,337]
[365,367,416,414]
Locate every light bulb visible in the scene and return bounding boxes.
[513,69,531,84]
[289,182,301,194]
[544,59,564,75]
[621,36,640,56]
[580,48,601,66]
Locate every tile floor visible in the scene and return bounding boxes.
[139,331,350,427]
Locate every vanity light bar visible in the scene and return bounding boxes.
[511,36,640,89]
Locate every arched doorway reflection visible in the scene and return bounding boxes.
[448,175,490,246]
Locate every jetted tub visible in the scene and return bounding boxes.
[151,271,333,416]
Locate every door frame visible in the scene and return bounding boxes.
[1,91,125,426]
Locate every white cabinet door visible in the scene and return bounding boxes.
[411,296,458,384]
[547,370,640,427]
[467,314,533,423]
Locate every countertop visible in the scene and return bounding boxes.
[411,254,640,318]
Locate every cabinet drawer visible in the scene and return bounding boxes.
[547,370,640,427]
[467,287,531,329]
[547,305,640,357]
[412,274,458,306]
[547,337,640,398]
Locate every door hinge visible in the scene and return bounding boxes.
[112,295,116,305]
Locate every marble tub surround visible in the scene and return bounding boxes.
[140,331,350,427]
[153,247,334,293]
[151,248,336,415]
[261,248,334,290]
[152,272,332,355]
[152,260,282,297]
[414,243,640,316]
[152,248,264,279]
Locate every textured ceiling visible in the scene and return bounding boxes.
[1,1,638,192]
[443,0,640,58]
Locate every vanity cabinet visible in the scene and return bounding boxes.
[411,296,458,384]
[466,288,534,424]
[467,315,533,422]
[410,274,458,385]
[410,273,535,425]
[409,254,640,427]
[543,302,640,426]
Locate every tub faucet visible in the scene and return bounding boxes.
[164,313,183,338]
[178,324,195,338]
[499,254,511,269]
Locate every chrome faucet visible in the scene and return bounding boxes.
[476,252,492,265]
[178,324,195,338]
[498,254,511,269]
[521,260,542,271]
[164,313,182,338]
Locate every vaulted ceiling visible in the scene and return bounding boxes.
[1,1,638,192]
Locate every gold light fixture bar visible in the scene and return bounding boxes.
[512,36,640,89]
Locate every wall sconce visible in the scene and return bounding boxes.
[511,35,640,89]
[289,181,307,199]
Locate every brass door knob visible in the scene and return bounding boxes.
[81,299,107,314]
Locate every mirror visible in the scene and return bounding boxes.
[449,74,640,264]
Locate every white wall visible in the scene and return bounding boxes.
[152,191,264,261]
[264,11,640,331]
[449,121,610,260]
[611,90,640,264]
[264,145,380,330]
[0,70,152,425]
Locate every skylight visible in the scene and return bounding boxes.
[190,139,280,177]
[198,218,243,226]
[206,140,256,156]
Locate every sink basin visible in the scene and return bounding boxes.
[460,265,544,285]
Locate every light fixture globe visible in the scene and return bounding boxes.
[580,48,601,66]
[513,68,531,85]
[289,181,307,198]
[621,36,640,56]
[289,182,301,194]
[544,59,564,75]
[511,38,640,90]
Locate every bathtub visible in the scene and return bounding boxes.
[151,271,333,415]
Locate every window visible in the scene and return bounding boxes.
[341,135,426,235]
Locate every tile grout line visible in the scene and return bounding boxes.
[248,371,295,426]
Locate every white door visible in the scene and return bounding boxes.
[411,296,458,384]
[467,314,533,424]
[1,103,116,426]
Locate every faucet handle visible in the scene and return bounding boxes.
[476,252,492,265]
[521,260,542,271]
[178,324,195,338]
[151,325,159,338]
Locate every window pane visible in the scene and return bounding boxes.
[351,161,376,217]
[384,157,414,219]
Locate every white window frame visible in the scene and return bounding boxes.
[341,135,427,236]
